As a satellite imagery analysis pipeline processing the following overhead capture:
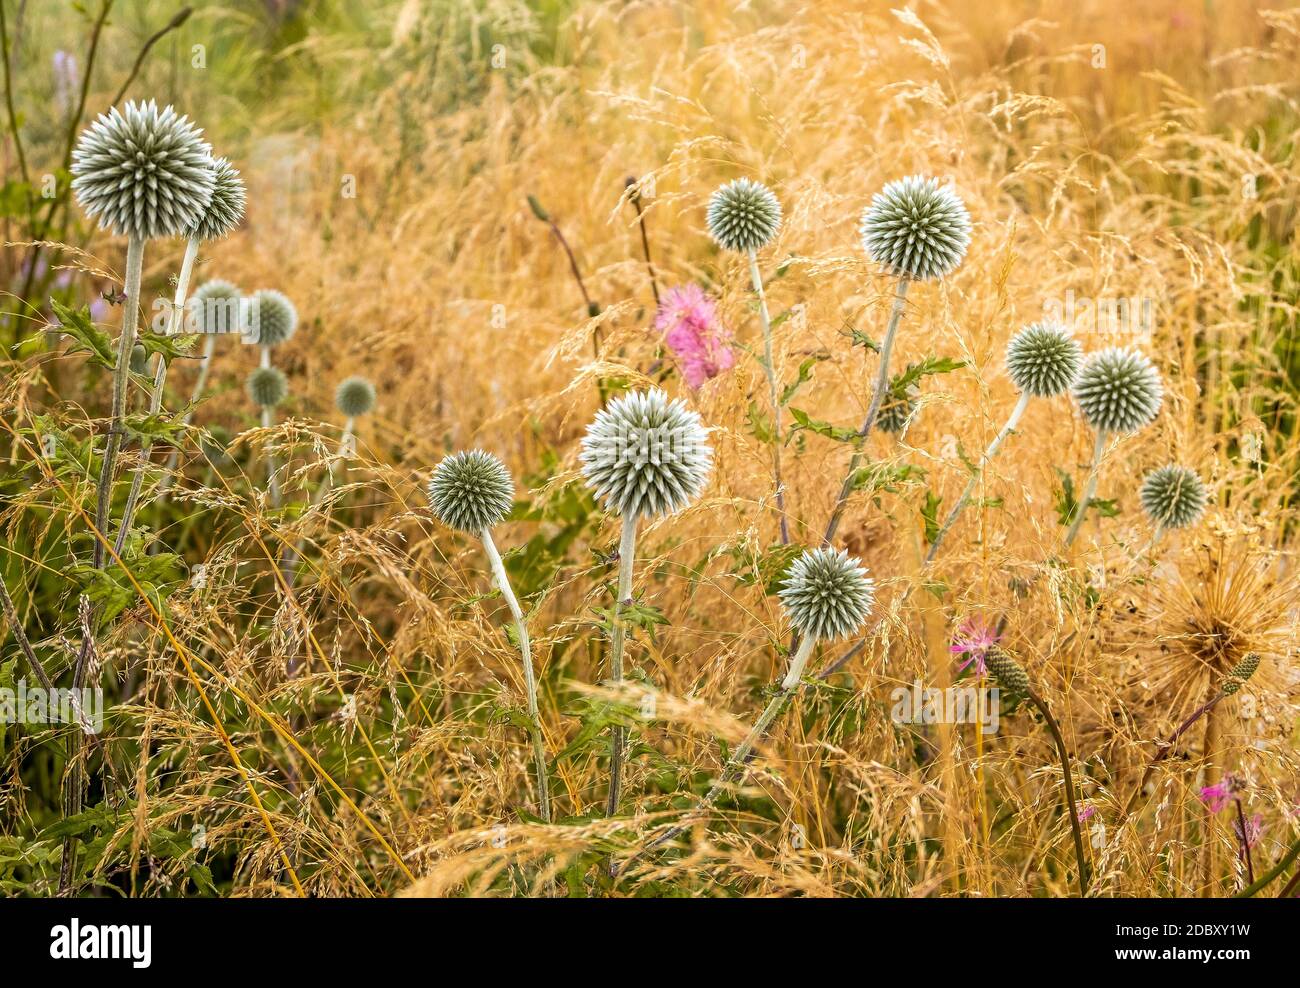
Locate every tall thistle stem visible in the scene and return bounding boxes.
[606,514,637,816]
[159,332,217,497]
[925,391,1031,564]
[1064,432,1107,548]
[482,528,551,823]
[823,277,910,545]
[637,634,816,857]
[748,248,789,545]
[1025,687,1090,896]
[114,236,198,553]
[91,234,144,569]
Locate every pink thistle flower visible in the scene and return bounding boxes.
[949,616,1000,677]
[655,284,735,389]
[1076,803,1097,823]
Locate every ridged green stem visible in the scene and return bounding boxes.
[605,514,637,816]
[748,249,789,545]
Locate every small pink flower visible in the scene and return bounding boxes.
[655,284,735,389]
[1198,774,1243,814]
[1076,804,1097,823]
[949,616,1000,677]
[1233,812,1264,849]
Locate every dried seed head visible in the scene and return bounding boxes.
[188,156,246,241]
[1139,465,1207,530]
[1005,321,1083,398]
[335,376,376,418]
[428,449,515,533]
[246,289,298,347]
[71,100,215,240]
[1072,347,1163,434]
[246,366,287,408]
[777,547,875,642]
[706,178,782,252]
[859,175,971,281]
[579,388,712,518]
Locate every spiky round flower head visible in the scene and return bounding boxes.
[246,366,287,408]
[246,289,298,347]
[706,178,782,253]
[428,450,515,533]
[859,175,972,281]
[876,389,917,434]
[1139,465,1207,530]
[1006,321,1083,398]
[777,548,875,642]
[1073,346,1163,434]
[71,100,215,241]
[335,376,376,418]
[985,648,1030,697]
[188,156,246,241]
[1221,652,1260,695]
[189,279,243,335]
[579,388,712,518]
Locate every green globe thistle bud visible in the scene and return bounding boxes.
[1221,653,1260,695]
[129,343,148,375]
[246,366,287,408]
[1072,347,1162,434]
[859,175,971,281]
[1006,321,1083,398]
[1139,465,1207,530]
[428,449,515,533]
[189,279,243,335]
[335,376,376,418]
[986,648,1030,697]
[188,156,246,241]
[706,178,782,252]
[579,388,712,519]
[246,289,298,347]
[71,100,216,240]
[777,547,875,642]
[876,389,917,434]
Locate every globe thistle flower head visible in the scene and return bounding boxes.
[579,388,712,518]
[1139,465,1207,529]
[71,100,215,240]
[189,279,243,335]
[246,366,287,408]
[335,376,376,418]
[859,175,971,281]
[188,156,246,241]
[246,289,298,347]
[428,450,515,533]
[706,178,782,253]
[777,548,875,642]
[1073,346,1163,434]
[1006,321,1083,397]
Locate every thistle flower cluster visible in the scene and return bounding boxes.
[246,289,298,347]
[1072,346,1163,434]
[335,376,376,418]
[706,178,782,253]
[1006,321,1083,398]
[428,450,515,533]
[1139,465,1207,529]
[777,548,875,641]
[859,175,972,281]
[71,100,215,241]
[246,366,287,408]
[580,389,712,518]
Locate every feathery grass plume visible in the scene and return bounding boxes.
[65,100,215,890]
[427,451,550,821]
[926,321,1083,563]
[117,158,248,551]
[580,388,711,815]
[984,647,1090,895]
[824,177,972,545]
[635,547,873,861]
[1065,347,1163,546]
[1139,464,1207,537]
[707,178,788,541]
